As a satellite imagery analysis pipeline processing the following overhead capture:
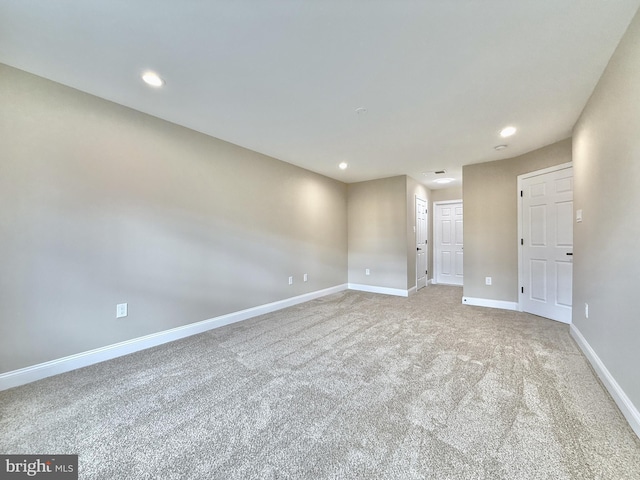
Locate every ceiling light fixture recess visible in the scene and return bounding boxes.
[494,144,508,151]
[339,162,348,170]
[433,178,455,184]
[500,126,517,138]
[142,71,164,87]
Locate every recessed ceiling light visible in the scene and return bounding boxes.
[500,126,517,138]
[494,144,508,150]
[433,178,455,184]
[339,162,348,170]
[142,71,164,87]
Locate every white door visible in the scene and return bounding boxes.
[435,201,463,285]
[416,197,427,290]
[520,166,573,323]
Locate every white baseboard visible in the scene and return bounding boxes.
[0,284,348,391]
[462,296,519,311]
[408,286,417,296]
[570,324,640,439]
[348,283,409,297]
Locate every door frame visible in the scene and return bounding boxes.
[433,199,463,285]
[415,196,428,290]
[517,162,573,317]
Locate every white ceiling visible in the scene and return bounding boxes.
[1,1,639,188]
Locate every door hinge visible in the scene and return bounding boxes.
[520,190,523,197]
[521,287,524,294]
[521,238,523,245]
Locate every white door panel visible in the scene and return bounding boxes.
[556,262,573,306]
[455,251,464,276]
[442,220,451,243]
[441,252,451,274]
[557,201,573,245]
[435,201,463,286]
[520,166,573,323]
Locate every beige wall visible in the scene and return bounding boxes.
[572,8,640,410]
[347,175,428,291]
[347,176,408,289]
[0,64,348,373]
[462,139,572,302]
[431,186,462,204]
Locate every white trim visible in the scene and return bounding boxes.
[348,283,409,297]
[462,296,519,311]
[407,286,417,296]
[570,324,640,439]
[517,162,573,315]
[433,199,463,286]
[0,284,348,391]
[551,316,571,325]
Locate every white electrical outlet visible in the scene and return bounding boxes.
[116,303,128,318]
[585,303,589,318]
[303,273,308,282]
[288,276,293,285]
[485,277,492,285]
[365,268,370,276]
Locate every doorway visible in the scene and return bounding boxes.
[416,197,427,290]
[434,200,463,285]
[518,163,573,323]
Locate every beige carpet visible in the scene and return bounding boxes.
[1,285,639,479]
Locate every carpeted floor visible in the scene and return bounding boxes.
[1,285,639,479]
